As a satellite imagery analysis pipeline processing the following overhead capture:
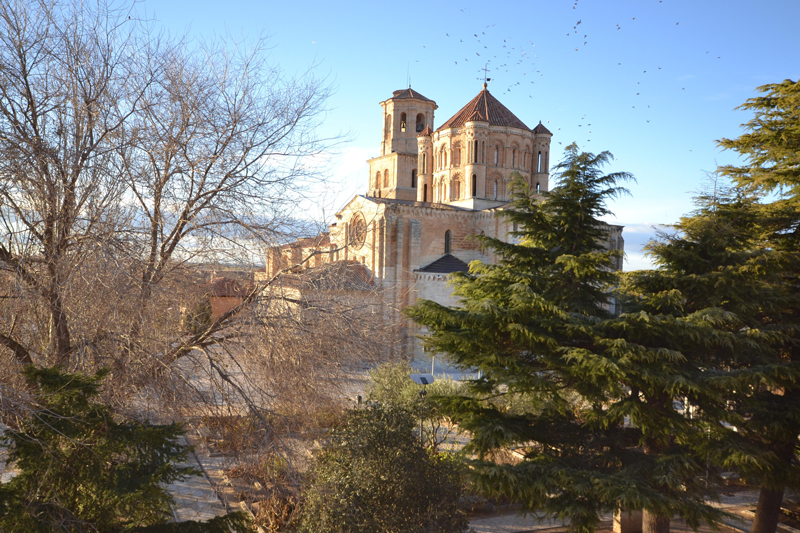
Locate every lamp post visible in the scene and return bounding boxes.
[410,373,435,448]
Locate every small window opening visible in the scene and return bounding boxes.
[423,183,428,202]
[538,151,542,173]
[494,147,499,166]
[421,153,427,174]
[493,180,498,199]
[444,230,452,254]
[472,174,477,197]
[400,112,407,133]
[416,113,425,132]
[536,182,541,194]
[411,169,417,188]
[473,140,479,163]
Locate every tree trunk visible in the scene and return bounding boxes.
[49,290,71,365]
[750,486,784,533]
[642,509,670,533]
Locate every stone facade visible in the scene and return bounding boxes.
[265,84,624,360]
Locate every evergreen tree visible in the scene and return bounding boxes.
[0,366,251,533]
[715,79,800,533]
[616,182,800,533]
[406,145,737,533]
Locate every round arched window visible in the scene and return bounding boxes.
[351,214,367,249]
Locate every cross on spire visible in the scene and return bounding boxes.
[481,64,491,89]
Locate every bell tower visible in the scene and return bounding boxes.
[369,88,437,201]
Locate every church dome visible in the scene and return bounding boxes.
[437,85,529,131]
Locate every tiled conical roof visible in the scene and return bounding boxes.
[437,85,529,131]
[390,88,433,102]
[532,121,552,135]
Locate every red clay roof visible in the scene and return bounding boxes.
[417,126,433,137]
[276,260,375,292]
[437,87,529,131]
[390,88,433,102]
[532,121,552,135]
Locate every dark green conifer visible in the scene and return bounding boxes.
[407,145,727,533]
[0,366,251,532]
[715,79,800,533]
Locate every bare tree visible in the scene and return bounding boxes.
[0,3,401,529]
[118,33,334,309]
[0,0,145,365]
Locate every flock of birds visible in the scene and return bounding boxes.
[404,0,722,151]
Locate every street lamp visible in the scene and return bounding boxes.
[410,373,434,447]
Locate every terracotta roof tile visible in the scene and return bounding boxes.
[363,195,472,211]
[532,121,552,135]
[415,254,470,274]
[417,126,434,137]
[390,88,433,102]
[437,87,529,131]
[278,260,375,291]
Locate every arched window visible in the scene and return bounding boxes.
[473,140,479,163]
[421,153,427,174]
[383,169,389,188]
[411,169,417,188]
[400,112,407,133]
[472,174,477,197]
[538,151,542,173]
[493,180,498,199]
[512,149,516,167]
[494,147,499,166]
[536,182,541,194]
[423,184,428,202]
[544,151,549,172]
[444,149,448,168]
[385,114,392,137]
[375,171,381,189]
[455,147,461,166]
[481,141,485,163]
[444,230,452,254]
[454,180,461,199]
[416,113,425,132]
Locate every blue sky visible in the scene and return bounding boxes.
[141,0,800,269]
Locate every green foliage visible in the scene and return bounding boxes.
[366,361,466,451]
[0,366,252,533]
[184,295,213,334]
[717,79,800,199]
[405,146,740,533]
[295,403,468,533]
[715,80,800,529]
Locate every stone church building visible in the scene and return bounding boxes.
[266,83,624,359]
